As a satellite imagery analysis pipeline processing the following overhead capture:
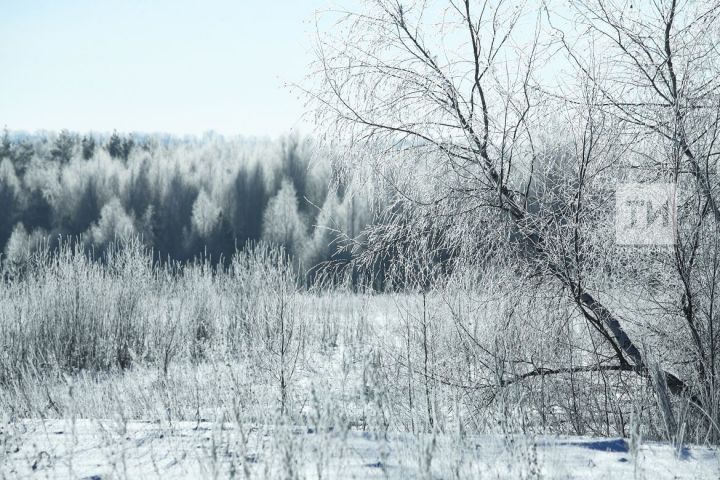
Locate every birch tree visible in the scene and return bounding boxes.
[308,0,720,436]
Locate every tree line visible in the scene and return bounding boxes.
[0,129,382,284]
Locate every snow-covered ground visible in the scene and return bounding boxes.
[2,419,718,479]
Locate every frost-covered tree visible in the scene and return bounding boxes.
[89,198,136,247]
[191,189,221,239]
[262,179,307,257]
[307,192,345,260]
[0,127,10,160]
[81,135,96,160]
[106,131,133,162]
[3,222,46,272]
[50,130,77,164]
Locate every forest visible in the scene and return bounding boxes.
[0,129,380,284]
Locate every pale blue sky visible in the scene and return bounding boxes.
[0,0,324,137]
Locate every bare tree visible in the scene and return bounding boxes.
[308,0,720,437]
[561,0,720,439]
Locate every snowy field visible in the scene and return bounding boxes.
[2,419,718,479]
[2,248,719,479]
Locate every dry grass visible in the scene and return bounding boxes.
[1,242,718,478]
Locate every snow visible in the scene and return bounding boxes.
[2,419,718,479]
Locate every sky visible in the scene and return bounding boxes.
[0,0,325,137]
